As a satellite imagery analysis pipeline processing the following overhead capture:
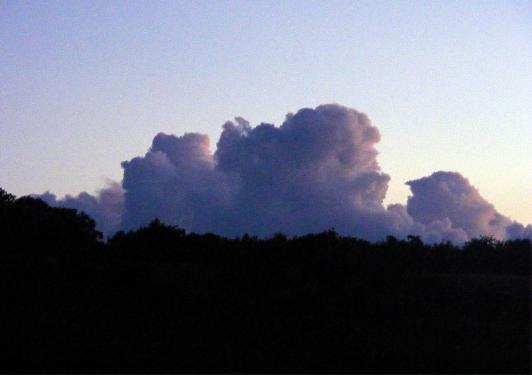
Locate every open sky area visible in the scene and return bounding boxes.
[1,0,531,225]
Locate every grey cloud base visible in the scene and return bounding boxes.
[40,104,531,242]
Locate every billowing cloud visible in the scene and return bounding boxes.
[505,222,532,240]
[406,172,513,240]
[121,132,234,234]
[40,181,124,236]
[212,106,393,238]
[39,104,531,243]
[119,105,414,241]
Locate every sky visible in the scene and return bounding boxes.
[1,0,531,225]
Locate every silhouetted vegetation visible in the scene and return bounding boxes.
[0,187,530,372]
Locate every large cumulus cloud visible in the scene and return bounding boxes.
[39,104,531,242]
[211,106,397,238]
[119,105,418,241]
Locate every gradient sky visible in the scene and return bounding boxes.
[1,0,531,224]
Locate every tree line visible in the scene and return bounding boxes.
[0,187,530,372]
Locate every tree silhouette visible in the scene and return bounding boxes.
[0,186,529,373]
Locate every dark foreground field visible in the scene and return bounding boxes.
[0,190,530,373]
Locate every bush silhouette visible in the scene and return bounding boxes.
[1,190,101,255]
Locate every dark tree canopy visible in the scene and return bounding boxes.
[0,186,530,373]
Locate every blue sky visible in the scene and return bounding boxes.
[1,0,531,224]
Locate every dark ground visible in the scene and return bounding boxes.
[0,189,530,373]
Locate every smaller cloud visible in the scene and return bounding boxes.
[506,222,532,240]
[406,171,512,240]
[39,180,124,236]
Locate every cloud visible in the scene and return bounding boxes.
[406,172,512,240]
[39,181,123,236]
[119,104,416,241]
[212,106,394,238]
[39,104,531,242]
[121,132,234,234]
[505,222,532,240]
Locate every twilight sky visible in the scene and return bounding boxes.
[1,0,531,226]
